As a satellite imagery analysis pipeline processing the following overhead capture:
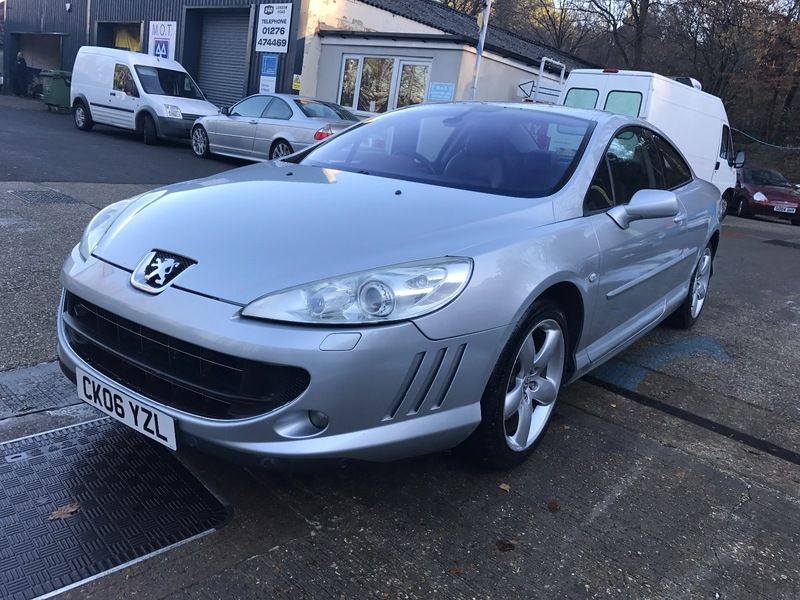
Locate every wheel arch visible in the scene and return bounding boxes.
[72,94,91,116]
[533,281,585,379]
[135,107,161,136]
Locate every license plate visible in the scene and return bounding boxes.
[774,206,797,214]
[76,368,177,450]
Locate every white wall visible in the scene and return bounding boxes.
[301,0,441,97]
[455,47,554,102]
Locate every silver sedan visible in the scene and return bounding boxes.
[190,93,358,161]
[59,103,720,468]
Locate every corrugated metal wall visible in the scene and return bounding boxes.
[196,9,251,106]
[3,0,297,95]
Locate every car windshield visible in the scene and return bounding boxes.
[297,104,594,197]
[747,168,790,187]
[295,99,358,121]
[134,66,204,100]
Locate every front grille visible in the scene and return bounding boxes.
[62,292,310,419]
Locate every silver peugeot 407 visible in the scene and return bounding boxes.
[58,103,719,468]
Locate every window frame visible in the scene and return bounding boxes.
[603,90,643,117]
[720,124,733,164]
[229,94,273,118]
[336,54,433,116]
[583,125,683,216]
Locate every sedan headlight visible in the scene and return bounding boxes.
[242,258,473,324]
[78,200,133,260]
[164,104,183,119]
[753,191,767,202]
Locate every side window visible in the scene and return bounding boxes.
[584,158,615,213]
[564,88,599,109]
[113,64,138,97]
[654,135,693,189]
[605,127,658,204]
[720,125,732,162]
[230,96,271,118]
[604,91,642,117]
[263,98,293,120]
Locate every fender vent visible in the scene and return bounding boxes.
[384,344,467,420]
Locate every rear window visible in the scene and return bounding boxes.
[604,91,642,117]
[294,99,358,121]
[564,88,599,109]
[298,104,594,198]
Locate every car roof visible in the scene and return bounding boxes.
[78,46,187,71]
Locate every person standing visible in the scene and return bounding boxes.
[14,52,28,96]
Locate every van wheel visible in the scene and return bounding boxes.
[73,101,93,131]
[191,126,210,158]
[461,299,567,469]
[142,114,159,145]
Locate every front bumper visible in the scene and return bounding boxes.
[157,116,195,139]
[58,248,506,462]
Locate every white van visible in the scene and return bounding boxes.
[70,47,218,144]
[559,69,744,213]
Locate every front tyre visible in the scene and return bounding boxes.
[142,114,159,146]
[668,244,713,329]
[465,299,567,469]
[73,101,93,131]
[191,126,210,158]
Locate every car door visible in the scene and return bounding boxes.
[107,64,140,130]
[212,95,272,157]
[583,126,689,363]
[253,96,295,159]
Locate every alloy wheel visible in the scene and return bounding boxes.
[690,247,712,319]
[503,318,565,452]
[272,142,292,159]
[192,127,207,156]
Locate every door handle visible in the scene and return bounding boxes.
[248,120,258,125]
[110,91,117,96]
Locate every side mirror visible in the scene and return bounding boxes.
[220,106,229,115]
[607,190,680,229]
[733,150,745,169]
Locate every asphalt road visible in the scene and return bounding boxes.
[0,100,237,183]
[1,97,799,599]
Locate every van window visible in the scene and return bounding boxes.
[113,64,139,97]
[653,135,693,189]
[564,88,599,109]
[604,91,642,117]
[134,66,204,100]
[720,125,733,163]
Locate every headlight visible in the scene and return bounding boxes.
[78,200,133,260]
[753,191,767,202]
[164,104,183,119]
[242,258,473,324]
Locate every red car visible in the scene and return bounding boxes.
[733,167,800,225]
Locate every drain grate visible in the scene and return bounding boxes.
[764,239,800,251]
[0,418,229,600]
[9,190,80,204]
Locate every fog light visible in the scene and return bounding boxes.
[308,410,329,429]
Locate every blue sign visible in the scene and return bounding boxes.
[153,39,170,59]
[261,54,278,77]
[427,82,455,102]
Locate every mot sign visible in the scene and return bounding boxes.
[256,4,292,53]
[148,21,177,60]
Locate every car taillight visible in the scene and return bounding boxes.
[314,126,333,141]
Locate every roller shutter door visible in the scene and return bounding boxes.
[197,10,251,107]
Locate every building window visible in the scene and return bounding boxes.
[337,55,431,114]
